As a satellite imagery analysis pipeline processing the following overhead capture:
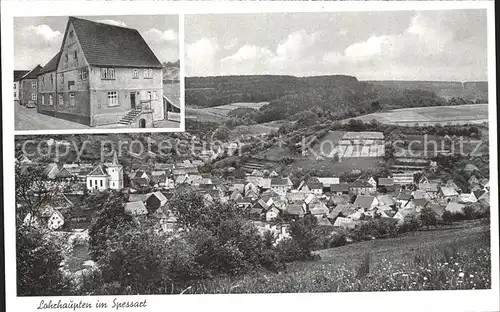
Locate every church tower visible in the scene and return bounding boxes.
[106,150,123,190]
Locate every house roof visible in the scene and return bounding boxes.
[396,192,412,201]
[445,202,465,213]
[412,198,428,208]
[376,194,396,206]
[150,191,167,204]
[39,52,61,74]
[440,187,459,197]
[473,190,486,200]
[87,165,107,176]
[316,177,340,186]
[328,204,356,219]
[309,202,329,215]
[14,70,29,81]
[69,17,162,68]
[351,180,373,188]
[419,183,439,192]
[286,204,304,216]
[124,201,148,215]
[354,195,375,209]
[378,178,394,186]
[20,65,43,80]
[306,177,323,189]
[271,178,292,187]
[128,193,150,203]
[317,218,333,226]
[330,183,351,192]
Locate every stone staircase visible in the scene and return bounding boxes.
[118,109,142,125]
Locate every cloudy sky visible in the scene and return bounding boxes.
[14,15,179,70]
[185,10,487,81]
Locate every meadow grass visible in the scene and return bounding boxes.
[187,221,490,293]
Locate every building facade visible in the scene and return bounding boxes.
[37,17,164,127]
[14,70,29,102]
[86,151,124,191]
[19,65,42,106]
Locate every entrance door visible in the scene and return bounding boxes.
[139,119,146,128]
[130,92,136,109]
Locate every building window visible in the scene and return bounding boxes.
[107,91,118,107]
[69,93,75,107]
[31,93,37,101]
[100,180,103,187]
[153,91,158,100]
[50,74,54,85]
[101,68,115,80]
[133,69,139,79]
[79,68,88,80]
[65,54,68,62]
[69,30,74,37]
[89,179,92,187]
[40,77,44,86]
[31,82,37,89]
[59,94,64,106]
[73,51,78,60]
[144,68,153,78]
[49,94,53,106]
[41,95,45,105]
[147,91,152,100]
[68,81,75,90]
[14,83,16,90]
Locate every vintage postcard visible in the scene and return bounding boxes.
[13,14,182,133]
[2,1,498,312]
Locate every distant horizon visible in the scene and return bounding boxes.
[184,73,487,83]
[185,11,487,81]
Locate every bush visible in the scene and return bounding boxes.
[352,218,399,241]
[398,215,421,233]
[17,225,71,296]
[316,231,347,249]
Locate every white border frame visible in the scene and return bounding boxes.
[5,9,185,134]
[2,1,498,312]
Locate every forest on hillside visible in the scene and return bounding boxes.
[186,75,488,125]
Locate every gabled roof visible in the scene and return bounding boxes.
[412,198,428,208]
[306,177,323,189]
[124,201,148,216]
[14,70,29,81]
[87,164,108,176]
[440,187,459,197]
[68,17,162,68]
[396,192,412,201]
[317,218,333,226]
[149,191,167,205]
[354,195,376,209]
[376,194,396,206]
[330,183,351,192]
[39,52,61,75]
[418,183,438,192]
[271,178,292,187]
[316,177,340,186]
[445,202,465,213]
[351,180,374,188]
[20,65,43,80]
[286,204,304,216]
[378,178,394,186]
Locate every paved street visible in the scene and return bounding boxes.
[15,104,180,130]
[15,104,90,130]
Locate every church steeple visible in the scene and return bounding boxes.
[112,150,119,165]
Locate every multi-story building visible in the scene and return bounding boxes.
[14,70,29,103]
[86,151,124,191]
[37,17,165,127]
[19,65,42,106]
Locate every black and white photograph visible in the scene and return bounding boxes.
[2,1,499,312]
[14,15,181,131]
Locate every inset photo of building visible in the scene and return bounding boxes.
[14,15,181,131]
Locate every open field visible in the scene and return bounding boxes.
[188,220,490,293]
[353,104,489,126]
[229,120,286,139]
[186,102,269,121]
[286,157,383,176]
